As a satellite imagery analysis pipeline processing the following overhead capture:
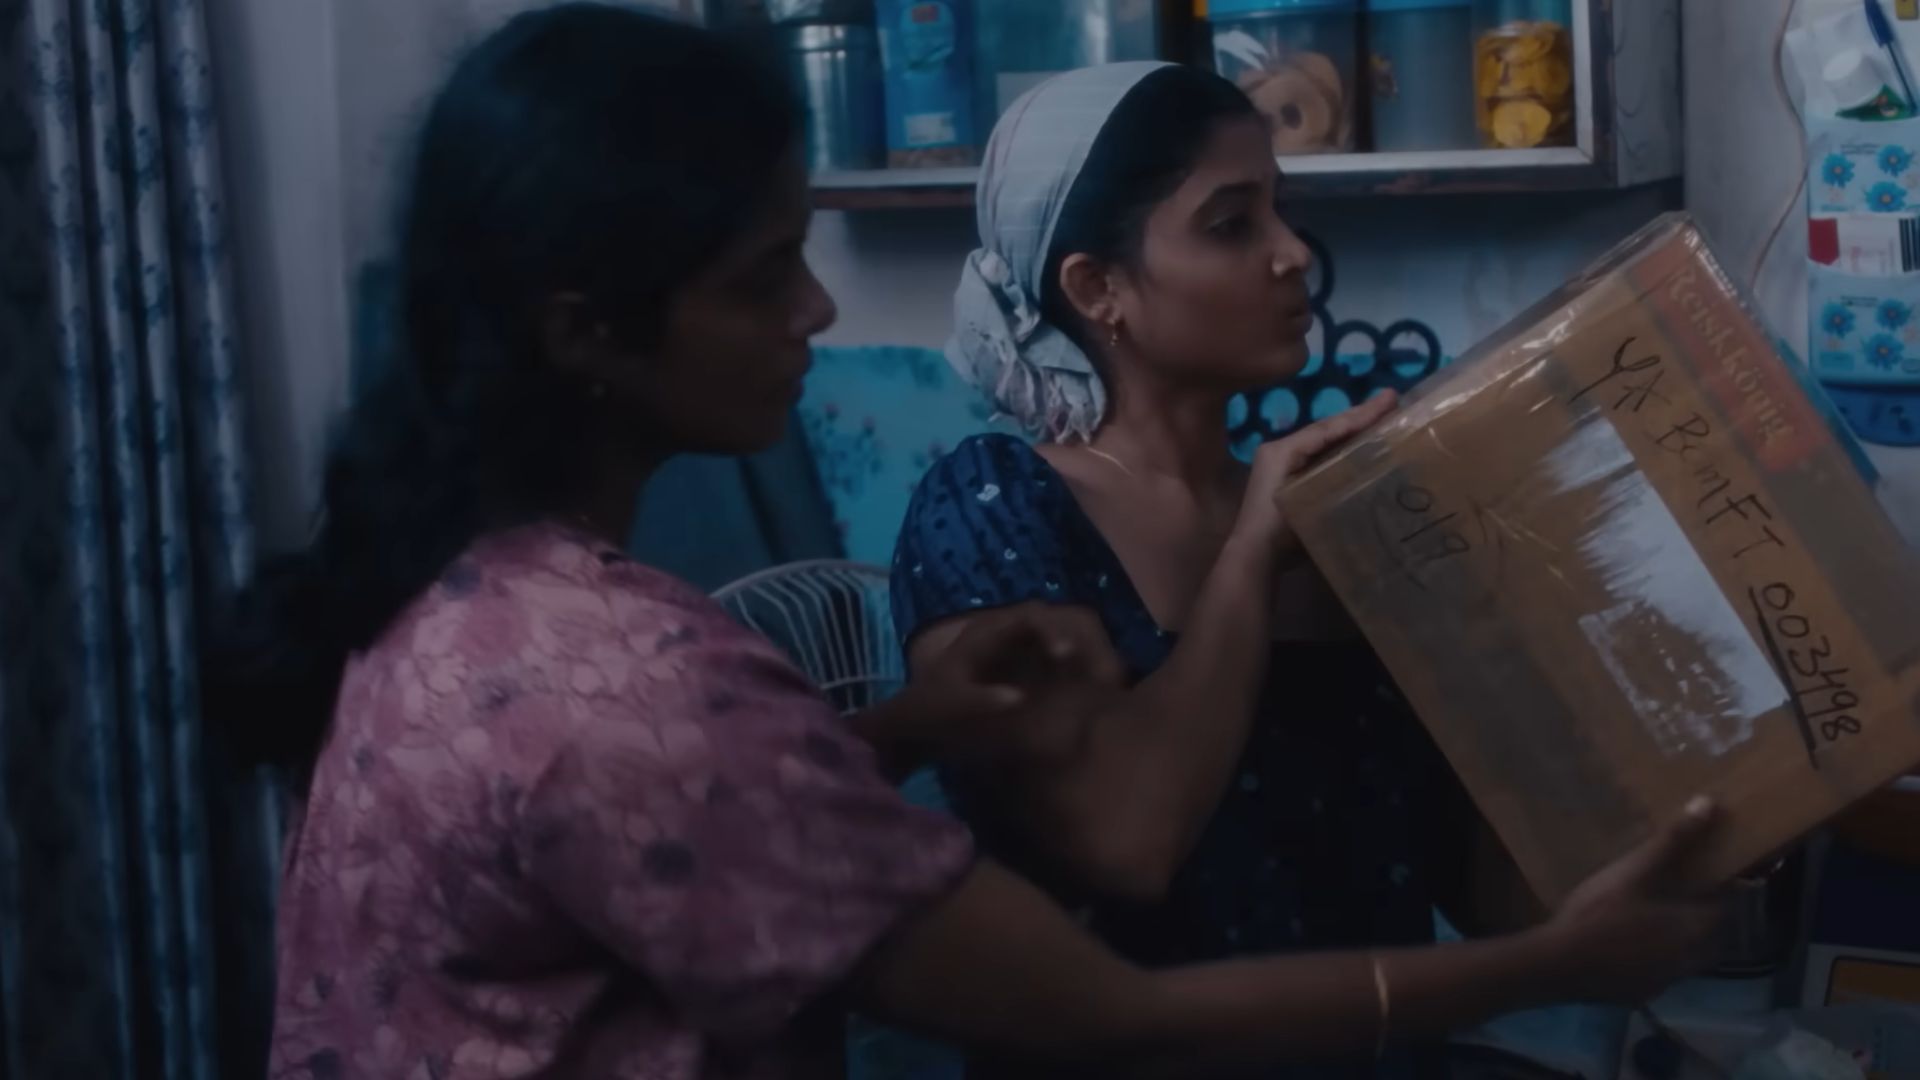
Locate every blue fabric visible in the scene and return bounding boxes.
[0,2,278,1078]
[629,426,845,592]
[799,345,1029,565]
[892,435,1451,1078]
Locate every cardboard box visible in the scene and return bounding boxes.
[1283,213,1920,904]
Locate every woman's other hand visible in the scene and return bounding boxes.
[861,603,1126,776]
[1234,390,1397,554]
[854,799,1730,1075]
[1530,797,1729,1003]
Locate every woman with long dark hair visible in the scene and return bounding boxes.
[210,9,1725,1078]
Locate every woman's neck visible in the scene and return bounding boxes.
[1089,381,1237,493]
[569,438,667,546]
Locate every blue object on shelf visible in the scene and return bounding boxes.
[1473,0,1572,27]
[874,0,979,160]
[1823,383,1920,446]
[973,0,1159,118]
[1865,0,1920,111]
[1368,0,1476,151]
[1769,337,1885,481]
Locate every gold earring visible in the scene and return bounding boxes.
[1107,320,1121,348]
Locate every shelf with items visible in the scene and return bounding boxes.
[808,0,1680,209]
[814,147,1605,208]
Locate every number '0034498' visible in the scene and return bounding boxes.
[1753,582,1863,748]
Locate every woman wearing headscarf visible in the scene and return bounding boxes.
[893,62,1728,1076]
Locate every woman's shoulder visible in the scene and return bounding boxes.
[908,434,1064,520]
[357,523,818,737]
[892,434,1116,634]
[925,432,1042,478]
[335,525,804,789]
[465,522,703,601]
[426,523,760,659]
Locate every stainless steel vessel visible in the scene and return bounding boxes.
[780,21,886,172]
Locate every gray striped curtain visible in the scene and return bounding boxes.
[0,1,278,1077]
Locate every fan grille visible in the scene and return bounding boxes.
[712,560,905,717]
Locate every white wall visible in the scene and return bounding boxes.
[334,0,689,278]
[209,0,680,549]
[1685,0,1920,541]
[205,0,352,549]
[809,188,1679,355]
[206,0,483,549]
[1683,0,1805,331]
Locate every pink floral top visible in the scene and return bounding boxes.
[269,524,972,1079]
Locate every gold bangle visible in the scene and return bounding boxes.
[1371,953,1392,1060]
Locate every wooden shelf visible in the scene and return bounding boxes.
[813,167,977,210]
[812,148,1623,209]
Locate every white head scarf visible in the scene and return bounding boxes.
[948,62,1173,444]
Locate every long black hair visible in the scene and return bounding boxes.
[204,4,801,779]
[1041,65,1260,349]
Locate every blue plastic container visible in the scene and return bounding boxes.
[874,0,980,167]
[1473,0,1571,29]
[1368,0,1476,151]
[972,0,1160,120]
[1207,0,1362,154]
